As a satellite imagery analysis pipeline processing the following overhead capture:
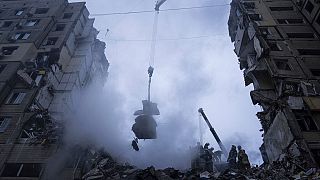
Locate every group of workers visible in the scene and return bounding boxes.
[191,142,223,172]
[191,143,251,173]
[227,145,251,171]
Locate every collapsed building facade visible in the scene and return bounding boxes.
[0,0,109,179]
[228,0,320,168]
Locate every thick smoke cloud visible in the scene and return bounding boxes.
[64,77,200,169]
[66,0,263,169]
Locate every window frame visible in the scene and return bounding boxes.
[5,92,26,105]
[35,8,49,14]
[2,46,19,55]
[269,6,294,11]
[0,116,11,133]
[305,1,315,14]
[63,12,73,19]
[24,19,39,27]
[15,9,24,16]
[44,37,58,46]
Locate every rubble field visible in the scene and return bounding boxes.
[82,151,320,180]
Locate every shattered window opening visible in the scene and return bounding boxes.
[20,111,61,146]
[298,49,320,55]
[15,9,24,16]
[305,1,314,14]
[1,21,13,28]
[259,27,271,37]
[274,59,291,71]
[44,37,58,46]
[277,19,304,24]
[55,24,66,31]
[294,110,319,131]
[317,15,320,25]
[5,92,26,105]
[0,64,7,74]
[248,13,262,21]
[310,69,320,76]
[13,32,31,40]
[287,33,315,39]
[63,13,73,19]
[0,117,11,133]
[35,8,49,14]
[243,2,255,9]
[2,46,18,55]
[24,19,39,27]
[268,42,282,51]
[0,163,42,177]
[270,7,294,11]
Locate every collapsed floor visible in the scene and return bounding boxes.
[79,149,320,180]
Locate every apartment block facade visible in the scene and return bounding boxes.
[228,0,320,168]
[0,0,109,179]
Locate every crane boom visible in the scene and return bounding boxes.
[155,0,167,11]
[198,108,228,158]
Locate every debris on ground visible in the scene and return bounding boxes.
[81,148,320,180]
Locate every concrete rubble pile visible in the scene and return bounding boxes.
[81,150,319,180]
[21,109,63,147]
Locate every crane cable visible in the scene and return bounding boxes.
[147,7,161,102]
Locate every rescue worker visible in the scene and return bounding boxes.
[227,145,237,169]
[202,143,213,172]
[237,146,251,171]
[213,150,223,163]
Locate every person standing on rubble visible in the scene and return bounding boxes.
[202,143,213,172]
[227,145,237,169]
[237,146,251,171]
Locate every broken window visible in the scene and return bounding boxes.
[310,69,320,76]
[2,46,18,55]
[0,64,6,73]
[55,24,65,31]
[268,42,282,51]
[0,117,11,133]
[15,9,24,16]
[311,149,320,164]
[287,33,315,39]
[1,21,13,28]
[44,37,58,46]
[20,111,61,145]
[63,13,73,19]
[243,2,255,9]
[5,92,26,105]
[259,27,271,37]
[248,13,262,21]
[270,6,294,11]
[294,110,319,131]
[0,163,42,177]
[13,32,31,40]
[35,8,49,14]
[35,52,49,67]
[274,59,291,71]
[298,49,320,55]
[277,19,304,24]
[305,1,314,14]
[24,19,39,26]
[282,81,301,96]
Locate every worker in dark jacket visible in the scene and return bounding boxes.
[227,145,237,169]
[237,146,251,171]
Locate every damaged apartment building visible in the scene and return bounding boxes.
[228,0,320,168]
[0,0,109,179]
